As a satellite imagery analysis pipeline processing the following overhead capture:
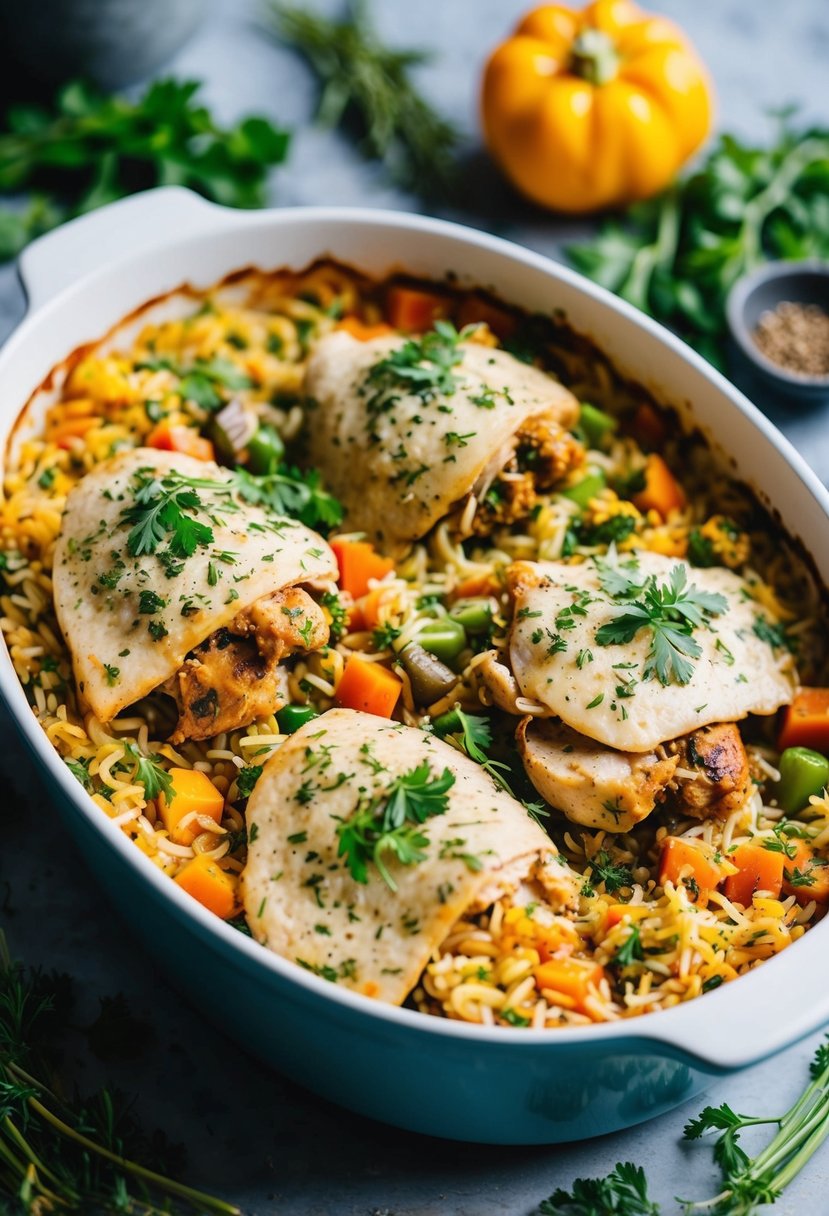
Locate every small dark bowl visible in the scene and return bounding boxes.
[726,261,829,407]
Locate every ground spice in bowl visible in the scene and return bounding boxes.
[753,301,829,378]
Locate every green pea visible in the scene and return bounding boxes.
[417,618,467,664]
[448,598,493,636]
[561,471,607,508]
[777,747,829,813]
[277,704,320,734]
[579,403,618,450]
[246,425,285,474]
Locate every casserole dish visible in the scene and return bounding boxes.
[3,186,829,1145]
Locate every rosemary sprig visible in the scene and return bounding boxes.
[265,0,459,198]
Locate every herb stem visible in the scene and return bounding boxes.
[623,187,680,312]
[20,1090,242,1214]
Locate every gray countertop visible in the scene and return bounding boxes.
[2,2,829,1212]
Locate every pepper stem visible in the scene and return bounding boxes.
[569,28,621,86]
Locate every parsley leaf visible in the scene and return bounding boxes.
[335,761,455,890]
[232,465,343,533]
[236,764,264,799]
[0,78,289,261]
[120,471,216,558]
[537,1161,658,1216]
[595,563,727,686]
[123,743,174,802]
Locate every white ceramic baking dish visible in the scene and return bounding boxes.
[3,187,828,1144]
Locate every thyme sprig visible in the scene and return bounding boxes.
[265,0,458,197]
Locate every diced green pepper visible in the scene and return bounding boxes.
[448,598,492,636]
[417,618,467,664]
[276,704,320,734]
[247,424,285,474]
[777,747,829,813]
[578,403,617,451]
[561,471,607,508]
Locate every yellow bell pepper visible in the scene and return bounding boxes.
[482,0,714,213]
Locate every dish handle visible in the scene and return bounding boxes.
[18,187,235,312]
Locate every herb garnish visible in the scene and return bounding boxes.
[566,117,829,368]
[231,465,343,532]
[535,1036,829,1215]
[595,559,727,686]
[123,742,175,802]
[0,79,289,261]
[335,761,455,890]
[121,470,216,558]
[365,321,464,408]
[0,933,240,1213]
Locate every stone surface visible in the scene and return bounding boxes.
[2,1,829,1212]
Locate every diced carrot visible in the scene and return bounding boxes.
[631,402,668,450]
[451,573,502,600]
[174,854,237,919]
[782,839,829,904]
[352,585,397,633]
[330,538,394,599]
[659,836,728,895]
[778,688,829,752]
[386,285,449,333]
[533,958,604,1011]
[632,453,686,518]
[335,655,401,718]
[337,315,395,341]
[146,418,215,462]
[604,903,652,929]
[456,296,518,341]
[159,768,224,846]
[50,416,100,448]
[723,843,785,907]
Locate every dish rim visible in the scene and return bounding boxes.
[4,190,829,1069]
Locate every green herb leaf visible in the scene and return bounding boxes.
[335,761,455,890]
[0,78,290,261]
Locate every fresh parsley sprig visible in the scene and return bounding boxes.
[265,0,459,198]
[567,116,829,368]
[335,761,455,890]
[122,742,175,802]
[231,465,343,533]
[120,471,217,559]
[595,560,727,686]
[533,1037,829,1216]
[536,1162,658,1216]
[0,78,289,260]
[437,707,548,824]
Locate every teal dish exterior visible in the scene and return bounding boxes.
[3,189,829,1145]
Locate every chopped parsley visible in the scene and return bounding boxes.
[335,761,455,891]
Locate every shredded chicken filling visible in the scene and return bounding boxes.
[471,413,584,535]
[164,586,328,743]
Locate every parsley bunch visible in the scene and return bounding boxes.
[594,556,727,686]
[567,115,829,368]
[335,761,455,890]
[265,0,458,198]
[0,78,289,260]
